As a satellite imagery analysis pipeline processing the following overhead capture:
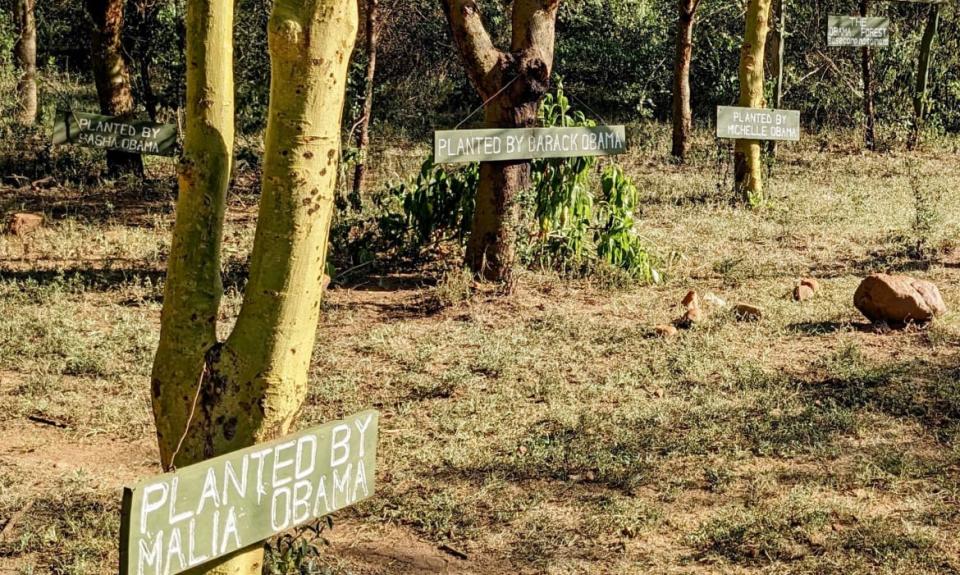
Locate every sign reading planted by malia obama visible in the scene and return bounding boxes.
[828,16,890,47]
[716,106,801,142]
[53,110,178,156]
[119,410,379,575]
[435,126,626,164]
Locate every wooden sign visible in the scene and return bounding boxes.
[716,106,801,142]
[53,110,178,156]
[434,126,626,164]
[119,410,379,575]
[828,16,890,47]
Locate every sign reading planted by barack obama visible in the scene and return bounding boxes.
[120,410,379,575]
[53,111,178,156]
[827,16,890,47]
[716,106,801,142]
[434,126,627,164]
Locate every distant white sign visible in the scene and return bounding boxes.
[716,106,801,142]
[828,16,890,47]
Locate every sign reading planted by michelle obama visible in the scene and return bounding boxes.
[434,126,627,164]
[716,106,801,142]
[119,411,378,575]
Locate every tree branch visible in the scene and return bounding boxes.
[440,0,503,97]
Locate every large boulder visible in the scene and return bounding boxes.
[854,274,946,323]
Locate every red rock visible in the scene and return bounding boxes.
[800,278,820,293]
[794,284,815,302]
[854,274,946,323]
[654,324,679,338]
[681,290,699,309]
[6,213,43,236]
[732,304,763,322]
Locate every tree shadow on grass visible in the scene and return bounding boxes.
[1,177,177,227]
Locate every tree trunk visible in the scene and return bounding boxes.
[151,0,358,573]
[442,0,559,282]
[351,0,380,211]
[910,4,939,150]
[671,0,698,162]
[734,0,773,206]
[860,0,876,151]
[768,0,785,157]
[86,0,144,177]
[13,0,37,126]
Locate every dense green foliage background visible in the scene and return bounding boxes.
[2,0,959,139]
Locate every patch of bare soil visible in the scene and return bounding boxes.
[0,420,159,491]
[325,521,483,574]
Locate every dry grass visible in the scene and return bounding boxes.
[1,126,960,574]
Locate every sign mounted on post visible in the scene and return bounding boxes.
[53,110,178,156]
[828,16,890,47]
[716,106,801,142]
[434,126,626,164]
[119,410,379,575]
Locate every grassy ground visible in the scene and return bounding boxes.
[1,126,960,574]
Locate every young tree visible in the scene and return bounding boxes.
[351,0,381,210]
[441,0,559,282]
[734,0,772,205]
[150,0,358,573]
[860,0,876,151]
[13,0,37,125]
[671,0,700,163]
[910,3,940,149]
[86,0,144,176]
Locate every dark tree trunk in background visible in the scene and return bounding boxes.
[860,0,876,151]
[910,4,939,150]
[442,0,559,283]
[671,0,699,163]
[352,0,381,211]
[768,0,785,157]
[13,0,37,126]
[86,0,144,177]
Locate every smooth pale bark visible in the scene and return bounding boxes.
[151,0,358,573]
[910,4,939,149]
[671,0,699,162]
[13,0,37,125]
[86,0,144,176]
[734,0,772,206]
[860,0,876,151]
[442,0,559,282]
[351,0,380,210]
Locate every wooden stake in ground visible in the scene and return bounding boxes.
[85,0,144,176]
[671,0,701,163]
[13,0,37,126]
[150,0,358,572]
[860,0,877,151]
[441,0,560,282]
[734,0,773,206]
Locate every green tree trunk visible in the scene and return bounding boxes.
[910,4,939,150]
[734,0,772,206]
[442,0,559,283]
[13,0,37,126]
[151,0,358,572]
